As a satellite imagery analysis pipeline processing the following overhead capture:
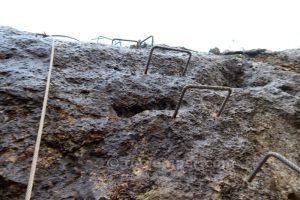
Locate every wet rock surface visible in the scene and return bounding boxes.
[0,26,299,199]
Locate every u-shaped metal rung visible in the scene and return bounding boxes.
[112,38,139,47]
[172,85,232,118]
[51,35,80,41]
[92,36,112,43]
[140,35,154,46]
[35,32,48,38]
[248,152,300,182]
[35,33,79,42]
[144,46,192,76]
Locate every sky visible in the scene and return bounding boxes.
[1,0,300,52]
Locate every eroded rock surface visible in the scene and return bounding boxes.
[0,26,299,200]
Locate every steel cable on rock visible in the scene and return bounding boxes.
[25,38,55,200]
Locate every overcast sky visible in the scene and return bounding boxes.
[1,0,300,51]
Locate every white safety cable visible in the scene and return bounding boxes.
[25,38,55,200]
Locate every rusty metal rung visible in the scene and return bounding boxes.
[140,35,154,46]
[35,32,48,38]
[172,85,232,118]
[112,38,139,47]
[144,46,192,76]
[51,35,80,41]
[36,33,79,42]
[111,36,154,48]
[247,152,300,182]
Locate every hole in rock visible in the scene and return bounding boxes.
[278,84,296,95]
[112,97,177,118]
[5,54,13,59]
[219,64,245,88]
[288,192,300,200]
[0,176,26,198]
[0,53,13,59]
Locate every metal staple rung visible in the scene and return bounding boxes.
[35,32,48,38]
[91,36,113,43]
[248,152,300,182]
[51,35,80,41]
[35,33,79,42]
[172,85,232,118]
[144,45,192,76]
[112,38,139,46]
[111,35,154,48]
[140,35,154,46]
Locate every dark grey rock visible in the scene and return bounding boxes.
[209,47,220,55]
[222,49,267,57]
[0,26,299,200]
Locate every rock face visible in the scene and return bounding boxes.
[0,26,299,200]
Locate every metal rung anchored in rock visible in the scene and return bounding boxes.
[91,35,113,44]
[140,35,154,46]
[111,35,154,48]
[36,33,80,41]
[144,45,192,76]
[51,35,80,41]
[172,85,232,118]
[248,152,300,182]
[112,38,140,46]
